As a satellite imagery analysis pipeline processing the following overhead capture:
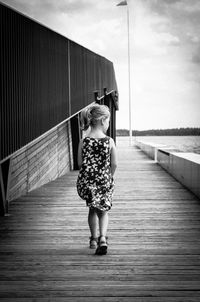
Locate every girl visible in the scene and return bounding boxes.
[76,104,117,255]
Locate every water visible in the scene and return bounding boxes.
[116,136,200,154]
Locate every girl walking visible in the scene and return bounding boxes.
[76,104,117,255]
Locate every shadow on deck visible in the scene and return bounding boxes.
[0,138,200,301]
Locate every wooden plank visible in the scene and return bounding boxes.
[0,299,200,302]
[0,138,200,300]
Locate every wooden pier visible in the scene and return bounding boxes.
[0,139,200,301]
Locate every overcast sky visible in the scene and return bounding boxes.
[1,0,200,130]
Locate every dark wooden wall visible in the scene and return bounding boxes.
[0,3,118,162]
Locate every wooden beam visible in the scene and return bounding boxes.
[0,165,7,216]
[70,114,80,170]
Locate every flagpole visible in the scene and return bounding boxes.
[126,2,132,145]
[117,1,132,146]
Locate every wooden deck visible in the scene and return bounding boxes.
[1,139,200,301]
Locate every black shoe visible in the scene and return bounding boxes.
[95,236,108,255]
[89,236,98,249]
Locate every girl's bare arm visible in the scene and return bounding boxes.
[110,138,117,176]
[77,139,83,169]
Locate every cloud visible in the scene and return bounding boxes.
[144,0,200,37]
[158,32,180,46]
[1,0,95,16]
[141,0,200,71]
[145,0,200,16]
[192,50,200,64]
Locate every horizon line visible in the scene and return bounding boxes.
[117,127,200,131]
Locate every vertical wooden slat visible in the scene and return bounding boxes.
[0,166,6,216]
[70,115,81,170]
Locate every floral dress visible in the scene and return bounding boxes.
[76,136,114,211]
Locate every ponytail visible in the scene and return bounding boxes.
[80,107,92,131]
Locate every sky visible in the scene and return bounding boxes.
[1,0,200,130]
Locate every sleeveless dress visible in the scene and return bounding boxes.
[76,136,114,211]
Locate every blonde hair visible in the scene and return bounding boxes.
[80,104,110,131]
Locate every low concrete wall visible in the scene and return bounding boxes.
[136,140,168,161]
[136,140,200,199]
[168,152,200,199]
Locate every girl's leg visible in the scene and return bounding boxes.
[88,207,98,238]
[95,210,109,255]
[96,210,109,238]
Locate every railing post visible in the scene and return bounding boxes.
[70,114,81,170]
[94,91,99,103]
[155,148,158,163]
[0,162,10,216]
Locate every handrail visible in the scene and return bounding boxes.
[0,106,93,165]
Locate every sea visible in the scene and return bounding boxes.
[116,136,200,154]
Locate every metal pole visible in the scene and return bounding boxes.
[127,3,132,145]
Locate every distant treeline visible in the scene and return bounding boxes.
[116,128,200,136]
